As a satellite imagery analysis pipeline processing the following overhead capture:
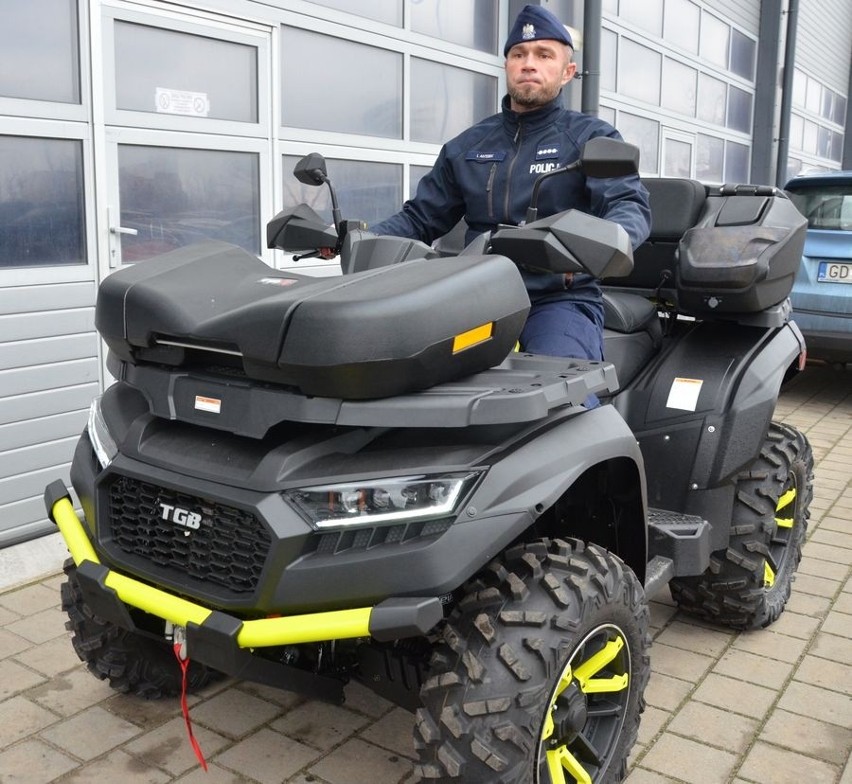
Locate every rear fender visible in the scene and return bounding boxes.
[616,320,805,548]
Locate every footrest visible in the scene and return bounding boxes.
[647,508,711,588]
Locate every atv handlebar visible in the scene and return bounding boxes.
[267,138,639,279]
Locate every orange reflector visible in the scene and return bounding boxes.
[452,322,494,353]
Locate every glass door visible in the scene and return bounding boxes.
[95,2,272,273]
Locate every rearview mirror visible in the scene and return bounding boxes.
[525,138,641,223]
[294,153,329,187]
[579,137,640,179]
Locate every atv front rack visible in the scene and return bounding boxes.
[114,353,620,438]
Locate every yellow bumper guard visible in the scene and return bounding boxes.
[50,494,381,648]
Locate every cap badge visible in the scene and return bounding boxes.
[522,23,536,40]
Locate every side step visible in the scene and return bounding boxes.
[644,508,712,598]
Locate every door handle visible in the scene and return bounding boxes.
[110,225,138,236]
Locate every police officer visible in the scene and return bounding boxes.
[371,4,651,367]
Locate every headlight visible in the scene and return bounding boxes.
[283,471,482,530]
[88,395,118,469]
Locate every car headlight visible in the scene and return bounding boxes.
[283,471,482,530]
[88,395,118,469]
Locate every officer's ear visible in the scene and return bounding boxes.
[562,58,577,86]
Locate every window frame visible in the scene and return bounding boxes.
[100,5,271,138]
[0,119,97,285]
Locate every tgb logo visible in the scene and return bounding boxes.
[159,502,202,530]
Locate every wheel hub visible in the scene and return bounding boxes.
[551,681,588,742]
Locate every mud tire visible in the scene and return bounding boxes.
[670,421,813,630]
[415,538,650,783]
[61,558,220,698]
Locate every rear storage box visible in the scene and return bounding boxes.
[675,188,807,316]
[96,241,529,400]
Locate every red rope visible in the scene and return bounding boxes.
[173,643,208,771]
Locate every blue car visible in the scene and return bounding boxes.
[784,170,852,365]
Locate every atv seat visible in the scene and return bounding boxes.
[602,177,707,389]
[602,291,662,389]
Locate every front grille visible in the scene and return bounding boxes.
[106,476,271,594]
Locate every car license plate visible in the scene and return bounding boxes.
[817,261,852,283]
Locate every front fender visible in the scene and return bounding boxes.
[471,404,645,518]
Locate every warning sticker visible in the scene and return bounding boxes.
[155,87,210,117]
[195,395,221,414]
[665,378,703,412]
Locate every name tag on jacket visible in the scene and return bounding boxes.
[465,151,507,162]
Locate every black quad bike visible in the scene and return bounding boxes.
[46,139,814,783]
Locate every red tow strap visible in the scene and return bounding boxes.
[173,643,208,771]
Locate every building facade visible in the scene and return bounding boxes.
[1,0,850,545]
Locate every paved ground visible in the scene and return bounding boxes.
[0,364,850,784]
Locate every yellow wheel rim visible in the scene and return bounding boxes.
[764,480,798,589]
[539,626,631,783]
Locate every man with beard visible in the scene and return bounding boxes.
[370,5,651,371]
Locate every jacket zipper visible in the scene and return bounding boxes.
[504,123,523,223]
[486,163,498,221]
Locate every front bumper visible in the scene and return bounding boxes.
[46,480,442,698]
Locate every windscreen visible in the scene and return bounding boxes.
[787,182,852,231]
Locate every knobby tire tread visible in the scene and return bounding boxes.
[670,421,814,630]
[61,558,219,699]
[415,537,650,783]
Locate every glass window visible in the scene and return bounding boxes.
[662,58,696,117]
[601,29,617,92]
[282,28,401,138]
[117,146,260,262]
[0,136,86,268]
[803,120,818,154]
[282,156,402,228]
[619,0,662,36]
[411,60,496,144]
[817,127,832,159]
[834,93,847,126]
[617,112,659,173]
[618,40,661,105]
[786,183,852,230]
[699,12,729,69]
[664,138,692,178]
[411,165,432,200]
[830,130,843,162]
[696,134,724,182]
[727,86,752,133]
[724,141,749,183]
[0,0,79,103]
[664,0,699,54]
[792,68,807,108]
[410,0,497,54]
[789,114,804,150]
[805,77,821,113]
[821,87,835,121]
[598,105,617,126]
[729,29,756,80]
[114,22,257,122]
[304,0,401,26]
[698,74,726,126]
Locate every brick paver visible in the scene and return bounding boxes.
[0,364,849,783]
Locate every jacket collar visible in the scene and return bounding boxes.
[501,93,563,133]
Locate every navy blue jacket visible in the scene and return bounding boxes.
[372,94,651,304]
